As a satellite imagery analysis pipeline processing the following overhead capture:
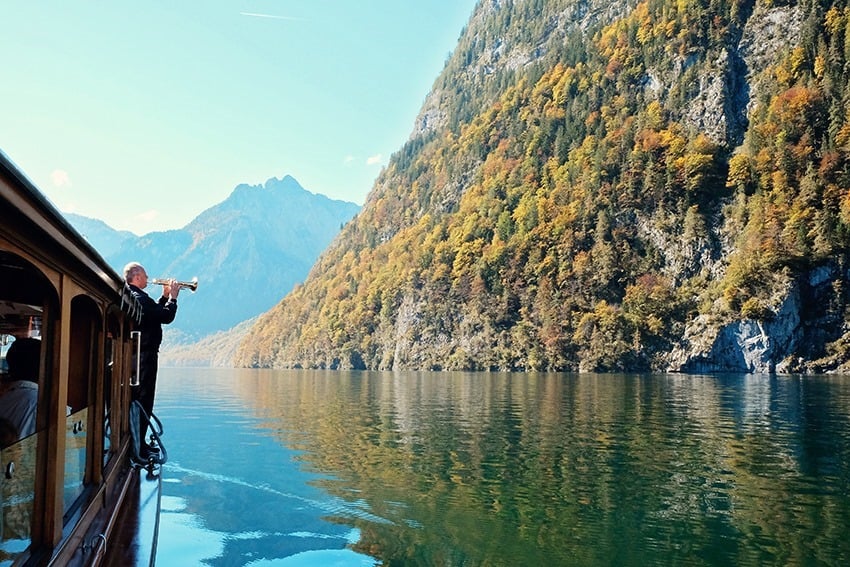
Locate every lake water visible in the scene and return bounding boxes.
[152,369,850,566]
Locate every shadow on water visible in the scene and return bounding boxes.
[153,369,850,566]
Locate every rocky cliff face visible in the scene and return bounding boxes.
[414,0,641,139]
[668,281,802,373]
[654,2,843,373]
[669,262,849,373]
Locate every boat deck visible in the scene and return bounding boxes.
[102,465,162,566]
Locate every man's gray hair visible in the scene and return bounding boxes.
[123,262,145,283]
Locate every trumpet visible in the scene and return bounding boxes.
[151,277,199,292]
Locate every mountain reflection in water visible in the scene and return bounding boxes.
[154,368,850,566]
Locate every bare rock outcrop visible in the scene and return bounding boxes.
[668,264,845,373]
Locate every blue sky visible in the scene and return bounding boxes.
[1,1,477,234]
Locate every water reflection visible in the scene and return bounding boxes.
[155,369,850,566]
[155,369,377,567]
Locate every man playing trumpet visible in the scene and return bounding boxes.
[123,261,180,459]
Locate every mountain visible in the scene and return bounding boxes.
[234,0,850,374]
[65,213,137,258]
[69,175,360,343]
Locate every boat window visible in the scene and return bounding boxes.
[103,310,122,469]
[0,252,52,563]
[120,317,135,441]
[1,334,41,562]
[63,295,100,518]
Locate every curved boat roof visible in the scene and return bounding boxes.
[0,149,140,318]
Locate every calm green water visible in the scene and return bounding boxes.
[153,369,850,566]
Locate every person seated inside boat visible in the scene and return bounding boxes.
[0,337,41,441]
[0,417,17,448]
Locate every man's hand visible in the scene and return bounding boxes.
[168,278,180,300]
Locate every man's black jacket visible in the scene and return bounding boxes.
[128,284,177,352]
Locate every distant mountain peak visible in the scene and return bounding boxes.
[263,175,310,196]
[63,212,138,257]
[65,176,360,345]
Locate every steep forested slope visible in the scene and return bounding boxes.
[236,0,850,373]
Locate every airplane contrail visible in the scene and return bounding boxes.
[239,12,302,21]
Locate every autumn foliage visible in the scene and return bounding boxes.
[236,0,850,372]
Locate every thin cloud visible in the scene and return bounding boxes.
[240,12,303,21]
[366,154,383,166]
[343,155,355,166]
[136,209,159,223]
[50,169,72,188]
